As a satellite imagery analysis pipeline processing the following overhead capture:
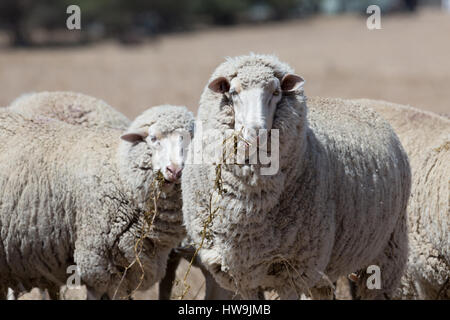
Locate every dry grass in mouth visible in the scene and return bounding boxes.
[171,131,247,299]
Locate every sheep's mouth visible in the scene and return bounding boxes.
[164,178,181,185]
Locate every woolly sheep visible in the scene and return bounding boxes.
[8,91,130,130]
[5,91,130,300]
[0,105,194,299]
[7,91,223,300]
[7,91,220,300]
[348,99,449,299]
[182,54,411,299]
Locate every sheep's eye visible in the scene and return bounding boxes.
[150,136,157,143]
[273,90,280,96]
[230,89,238,96]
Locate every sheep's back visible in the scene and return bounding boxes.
[307,97,411,279]
[8,91,130,130]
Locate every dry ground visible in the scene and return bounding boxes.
[1,8,448,300]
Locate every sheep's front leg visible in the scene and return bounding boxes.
[74,238,112,300]
[239,288,264,300]
[159,250,181,300]
[310,286,334,300]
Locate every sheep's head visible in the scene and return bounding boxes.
[120,106,194,188]
[208,66,304,144]
[122,128,190,184]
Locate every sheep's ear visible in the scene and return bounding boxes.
[120,130,148,143]
[281,74,305,92]
[208,77,230,93]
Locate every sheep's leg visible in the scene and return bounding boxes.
[355,214,408,300]
[277,289,299,300]
[86,286,106,300]
[240,289,263,300]
[74,230,111,300]
[310,286,334,300]
[46,286,61,300]
[203,269,237,300]
[159,250,181,300]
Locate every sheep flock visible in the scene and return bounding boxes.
[0,54,448,300]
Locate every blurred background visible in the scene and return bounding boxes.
[0,0,449,299]
[0,0,449,119]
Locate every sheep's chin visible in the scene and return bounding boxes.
[160,181,177,193]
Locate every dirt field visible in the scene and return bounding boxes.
[2,8,448,300]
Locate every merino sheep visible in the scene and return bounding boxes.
[7,91,226,300]
[346,99,449,299]
[8,91,130,130]
[182,54,411,299]
[0,105,194,300]
[8,91,226,300]
[5,91,130,300]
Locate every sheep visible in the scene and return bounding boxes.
[7,91,227,300]
[345,99,449,299]
[8,91,130,130]
[182,54,411,300]
[0,105,194,300]
[4,91,131,300]
[402,137,449,299]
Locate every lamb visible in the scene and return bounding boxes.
[182,54,411,299]
[345,99,449,299]
[8,91,130,130]
[0,105,194,300]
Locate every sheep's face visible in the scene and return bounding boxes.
[209,73,304,144]
[147,127,188,184]
[120,125,191,184]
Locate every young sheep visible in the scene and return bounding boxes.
[182,54,411,299]
[8,91,130,130]
[347,99,449,299]
[0,105,194,300]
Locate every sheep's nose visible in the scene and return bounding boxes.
[166,165,182,182]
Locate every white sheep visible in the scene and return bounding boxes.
[5,91,131,300]
[182,54,411,299]
[7,91,225,300]
[348,99,449,299]
[0,105,194,300]
[8,91,130,130]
